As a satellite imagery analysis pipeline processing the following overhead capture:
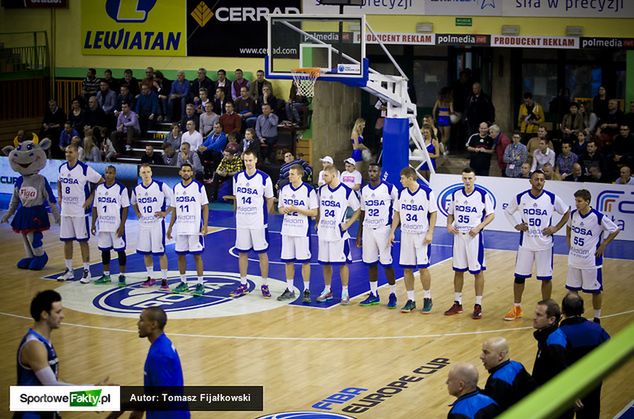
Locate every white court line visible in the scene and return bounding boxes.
[1,309,633,341]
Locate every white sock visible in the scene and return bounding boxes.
[370,282,378,295]
[241,277,247,285]
[424,290,432,299]
[286,279,294,291]
[475,296,483,305]
[261,277,268,286]
[180,274,187,283]
[303,281,309,291]
[197,276,203,284]
[594,309,601,319]
[104,270,110,276]
[390,285,396,295]
[342,285,348,296]
[161,269,167,280]
[454,292,463,304]
[65,259,73,270]
[514,303,521,308]
[324,285,331,293]
[83,262,90,271]
[146,266,153,277]
[407,290,415,301]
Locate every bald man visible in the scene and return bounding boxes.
[447,363,499,419]
[481,337,536,412]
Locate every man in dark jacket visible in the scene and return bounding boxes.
[447,362,499,419]
[532,299,568,385]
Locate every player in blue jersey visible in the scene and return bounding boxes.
[91,166,129,287]
[356,163,398,308]
[445,167,495,319]
[566,189,620,323]
[167,163,209,297]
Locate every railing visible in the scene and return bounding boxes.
[55,79,84,115]
[0,31,49,77]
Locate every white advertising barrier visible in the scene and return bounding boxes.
[10,386,120,412]
[431,174,634,241]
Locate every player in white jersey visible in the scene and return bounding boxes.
[355,163,398,308]
[444,167,495,320]
[314,165,360,304]
[503,170,570,321]
[131,164,174,291]
[91,166,129,287]
[229,149,275,298]
[389,167,438,314]
[57,144,103,283]
[277,164,319,303]
[566,189,620,323]
[167,163,209,297]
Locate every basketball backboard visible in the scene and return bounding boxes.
[266,14,366,83]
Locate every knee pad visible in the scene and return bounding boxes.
[101,250,111,265]
[514,276,526,285]
[117,251,127,266]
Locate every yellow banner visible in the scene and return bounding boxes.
[81,0,186,56]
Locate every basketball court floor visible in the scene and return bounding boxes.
[1,208,633,418]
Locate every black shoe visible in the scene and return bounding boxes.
[277,289,296,301]
[593,317,601,324]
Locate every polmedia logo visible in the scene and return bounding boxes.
[437,183,497,217]
[256,412,355,419]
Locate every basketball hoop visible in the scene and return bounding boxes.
[291,67,321,98]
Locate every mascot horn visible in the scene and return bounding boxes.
[2,134,60,270]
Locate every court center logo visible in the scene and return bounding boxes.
[256,412,354,419]
[437,184,497,217]
[56,271,291,319]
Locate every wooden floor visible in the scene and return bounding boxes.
[1,219,633,418]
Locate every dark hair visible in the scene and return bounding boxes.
[144,307,167,330]
[538,299,561,324]
[121,101,130,107]
[512,130,522,136]
[104,69,112,75]
[570,101,579,108]
[574,189,591,202]
[462,167,475,174]
[30,290,62,321]
[369,162,381,169]
[290,163,304,175]
[530,169,545,179]
[180,162,193,171]
[524,92,533,99]
[106,165,116,173]
[400,167,417,179]
[562,293,584,317]
[243,149,258,159]
[88,68,96,74]
[217,69,226,75]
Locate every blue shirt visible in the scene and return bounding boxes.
[202,131,227,153]
[17,328,58,386]
[448,389,500,419]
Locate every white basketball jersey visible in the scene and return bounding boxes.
[567,208,619,269]
[233,169,274,229]
[448,187,494,233]
[173,180,208,235]
[279,182,318,237]
[506,189,569,251]
[318,183,360,241]
[131,180,173,228]
[94,182,130,233]
[360,181,398,228]
[396,185,437,234]
[58,161,102,216]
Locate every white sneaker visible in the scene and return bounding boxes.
[79,269,91,284]
[341,292,350,305]
[125,145,132,152]
[59,268,74,281]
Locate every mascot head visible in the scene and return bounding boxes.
[2,133,50,176]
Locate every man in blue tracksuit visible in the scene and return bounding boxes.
[532,299,568,385]
[447,362,500,419]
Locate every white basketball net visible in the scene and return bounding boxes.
[291,68,321,98]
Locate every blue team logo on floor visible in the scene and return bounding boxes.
[437,183,497,217]
[256,412,354,419]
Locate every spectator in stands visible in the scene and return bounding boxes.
[84,96,107,133]
[59,121,79,155]
[215,69,232,99]
[587,164,608,183]
[41,99,66,158]
[249,69,273,99]
[480,336,536,412]
[180,120,203,151]
[572,130,588,157]
[612,124,633,165]
[235,86,256,129]
[256,103,279,162]
[624,101,634,131]
[616,165,634,185]
[561,102,586,142]
[141,66,154,90]
[532,299,567,386]
[340,158,362,192]
[199,102,219,137]
[520,162,531,179]
[564,162,584,182]
[82,127,101,162]
[526,126,553,166]
[466,121,495,176]
[194,88,210,114]
[114,84,134,119]
[464,82,495,136]
[111,102,140,152]
[212,87,231,116]
[559,293,610,418]
[597,99,624,148]
[542,163,559,181]
[531,139,555,172]
[153,70,171,122]
[276,150,312,191]
[432,86,453,155]
[141,145,163,165]
[177,141,203,179]
[100,129,116,162]
[489,124,511,177]
[419,125,439,180]
[200,121,227,156]
[71,135,85,161]
[256,85,278,117]
[163,123,182,151]
[68,98,86,135]
[548,88,570,127]
[285,82,309,127]
[102,69,118,93]
[231,68,249,101]
[96,81,117,129]
[317,156,339,187]
[161,143,178,166]
[242,128,261,161]
[82,68,100,104]
[168,71,189,122]
[579,102,599,136]
[446,363,500,419]
[503,131,528,178]
[190,68,213,104]
[219,102,241,139]
[208,145,244,201]
[135,84,159,136]
[580,140,605,176]
[518,92,545,140]
[592,85,609,122]
[179,103,199,132]
[555,142,578,181]
[120,69,139,97]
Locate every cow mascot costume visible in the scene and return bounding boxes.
[1,134,60,270]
